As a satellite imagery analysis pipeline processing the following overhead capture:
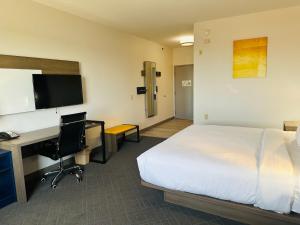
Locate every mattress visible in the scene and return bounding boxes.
[137,124,296,213]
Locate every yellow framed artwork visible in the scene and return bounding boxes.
[233,37,268,79]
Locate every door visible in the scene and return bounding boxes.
[174,65,193,120]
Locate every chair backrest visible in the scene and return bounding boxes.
[58,112,86,157]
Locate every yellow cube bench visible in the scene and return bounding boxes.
[105,124,140,153]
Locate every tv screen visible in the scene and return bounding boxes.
[32,74,83,109]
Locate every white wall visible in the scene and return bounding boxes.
[194,6,300,128]
[173,46,193,66]
[0,0,174,174]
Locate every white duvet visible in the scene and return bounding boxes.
[137,125,296,214]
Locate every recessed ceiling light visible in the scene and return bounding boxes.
[179,36,194,47]
[180,41,194,46]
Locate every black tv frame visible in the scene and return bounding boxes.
[32,74,83,109]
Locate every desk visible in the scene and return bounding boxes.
[0,120,105,203]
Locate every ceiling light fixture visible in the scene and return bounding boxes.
[179,36,194,47]
[180,41,194,46]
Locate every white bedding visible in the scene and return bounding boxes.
[285,132,300,213]
[137,125,297,213]
[255,129,294,213]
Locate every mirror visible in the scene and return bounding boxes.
[144,61,157,117]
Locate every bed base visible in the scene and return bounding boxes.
[141,180,300,225]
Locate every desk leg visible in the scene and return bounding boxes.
[105,134,118,153]
[11,146,27,203]
[136,125,140,142]
[123,126,140,143]
[89,120,108,164]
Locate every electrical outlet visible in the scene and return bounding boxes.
[204,114,208,120]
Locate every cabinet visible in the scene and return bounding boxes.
[0,149,16,208]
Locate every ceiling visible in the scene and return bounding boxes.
[33,0,300,47]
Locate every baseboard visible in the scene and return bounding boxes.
[140,116,174,132]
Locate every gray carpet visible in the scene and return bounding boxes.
[0,136,244,225]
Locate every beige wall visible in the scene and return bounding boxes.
[173,46,193,65]
[0,0,174,174]
[194,6,300,128]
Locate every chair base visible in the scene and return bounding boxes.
[41,158,83,189]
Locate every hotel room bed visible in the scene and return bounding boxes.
[137,125,300,219]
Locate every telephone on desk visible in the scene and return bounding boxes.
[0,131,20,141]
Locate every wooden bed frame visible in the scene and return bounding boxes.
[141,180,300,225]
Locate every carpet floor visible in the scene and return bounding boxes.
[0,136,244,225]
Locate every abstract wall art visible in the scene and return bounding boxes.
[233,37,268,79]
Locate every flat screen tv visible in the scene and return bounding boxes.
[32,74,83,109]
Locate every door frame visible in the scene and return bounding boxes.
[173,64,194,120]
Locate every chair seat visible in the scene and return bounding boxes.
[39,142,59,161]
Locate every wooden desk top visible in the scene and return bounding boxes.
[0,121,103,151]
[0,126,59,150]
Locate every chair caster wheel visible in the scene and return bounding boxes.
[75,173,82,183]
[51,184,57,189]
[76,178,82,183]
[76,179,82,184]
[41,177,46,183]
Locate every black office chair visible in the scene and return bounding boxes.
[39,112,87,189]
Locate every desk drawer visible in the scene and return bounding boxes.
[0,153,11,171]
[0,169,15,198]
[0,150,16,208]
[0,194,16,208]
